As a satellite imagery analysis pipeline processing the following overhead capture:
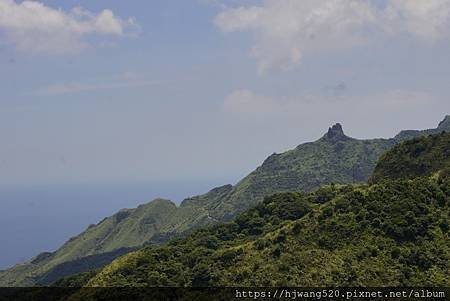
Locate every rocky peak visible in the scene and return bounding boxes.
[323,123,349,142]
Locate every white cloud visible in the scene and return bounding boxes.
[0,0,139,54]
[30,72,161,96]
[215,0,450,73]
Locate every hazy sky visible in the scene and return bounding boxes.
[1,0,450,187]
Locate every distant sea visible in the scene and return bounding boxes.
[0,179,232,270]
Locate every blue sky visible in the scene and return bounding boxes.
[1,0,450,187]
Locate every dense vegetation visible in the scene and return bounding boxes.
[1,117,449,287]
[86,177,449,287]
[371,131,450,182]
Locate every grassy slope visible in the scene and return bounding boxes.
[1,117,449,286]
[0,199,178,286]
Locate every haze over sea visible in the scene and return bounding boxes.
[0,179,231,270]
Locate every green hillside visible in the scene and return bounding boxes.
[371,131,450,182]
[83,133,450,288]
[206,124,393,221]
[1,117,449,287]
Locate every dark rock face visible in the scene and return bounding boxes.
[324,123,350,142]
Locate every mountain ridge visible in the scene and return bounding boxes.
[82,132,450,288]
[1,116,449,286]
[394,116,450,141]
